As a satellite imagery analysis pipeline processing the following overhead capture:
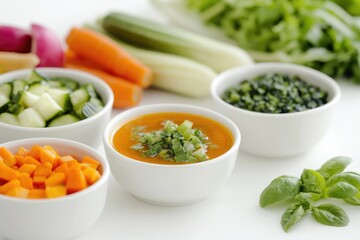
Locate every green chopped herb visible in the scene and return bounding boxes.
[222,73,328,113]
[131,120,211,163]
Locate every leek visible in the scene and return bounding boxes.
[102,12,253,73]
[86,23,216,97]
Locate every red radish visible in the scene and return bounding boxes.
[0,26,32,53]
[31,23,64,67]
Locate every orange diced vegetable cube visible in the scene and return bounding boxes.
[39,147,57,165]
[54,162,68,174]
[67,160,80,169]
[15,147,28,157]
[28,145,42,161]
[18,173,33,189]
[60,155,76,162]
[0,179,20,194]
[6,186,29,198]
[33,176,46,189]
[15,155,26,167]
[66,168,87,194]
[82,167,101,185]
[0,165,19,181]
[28,189,46,199]
[82,156,100,170]
[0,146,16,166]
[24,156,41,167]
[45,172,65,187]
[33,162,52,177]
[45,185,67,198]
[18,164,37,175]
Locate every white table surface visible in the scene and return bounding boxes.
[1,1,360,239]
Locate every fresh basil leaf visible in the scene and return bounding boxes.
[344,194,360,206]
[317,156,352,180]
[259,175,301,208]
[327,172,360,189]
[281,203,307,232]
[301,169,326,195]
[311,204,349,227]
[327,182,359,198]
[326,172,360,198]
[295,192,321,210]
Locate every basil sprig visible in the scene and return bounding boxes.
[259,156,359,232]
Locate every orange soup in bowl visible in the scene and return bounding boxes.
[112,112,234,165]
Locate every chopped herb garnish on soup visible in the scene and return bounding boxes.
[131,120,210,163]
[222,73,328,113]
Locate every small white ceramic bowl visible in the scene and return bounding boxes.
[0,138,110,240]
[0,68,114,149]
[103,104,241,206]
[211,62,340,158]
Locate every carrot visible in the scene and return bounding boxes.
[65,49,101,69]
[0,146,16,166]
[18,173,33,189]
[0,179,20,194]
[65,62,143,108]
[66,168,87,194]
[6,186,29,198]
[46,185,67,198]
[39,147,57,165]
[82,156,100,170]
[45,172,65,187]
[65,27,153,87]
[0,165,19,181]
[28,189,46,199]
[18,164,37,175]
[82,167,101,185]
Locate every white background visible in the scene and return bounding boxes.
[1,0,360,239]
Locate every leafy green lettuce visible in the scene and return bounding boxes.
[186,0,360,82]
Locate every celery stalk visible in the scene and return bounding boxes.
[102,12,253,73]
[86,23,216,97]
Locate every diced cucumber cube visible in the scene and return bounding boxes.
[48,114,80,127]
[47,88,72,112]
[0,83,12,98]
[0,112,20,126]
[27,82,50,96]
[23,91,40,107]
[32,93,64,121]
[12,80,26,100]
[70,88,90,107]
[0,94,10,113]
[7,103,25,115]
[52,78,79,91]
[75,98,103,119]
[47,80,64,88]
[18,108,45,128]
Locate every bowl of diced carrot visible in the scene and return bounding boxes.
[0,137,110,240]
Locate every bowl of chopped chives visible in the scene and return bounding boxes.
[103,104,241,206]
[211,62,340,158]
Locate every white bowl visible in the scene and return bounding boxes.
[0,68,114,149]
[0,138,110,240]
[211,62,340,158]
[103,104,241,206]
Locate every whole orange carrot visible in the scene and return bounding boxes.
[64,62,143,108]
[65,27,153,88]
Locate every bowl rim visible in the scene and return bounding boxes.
[0,68,114,131]
[103,103,241,168]
[0,137,110,203]
[210,62,341,118]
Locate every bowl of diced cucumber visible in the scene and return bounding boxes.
[0,68,114,148]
